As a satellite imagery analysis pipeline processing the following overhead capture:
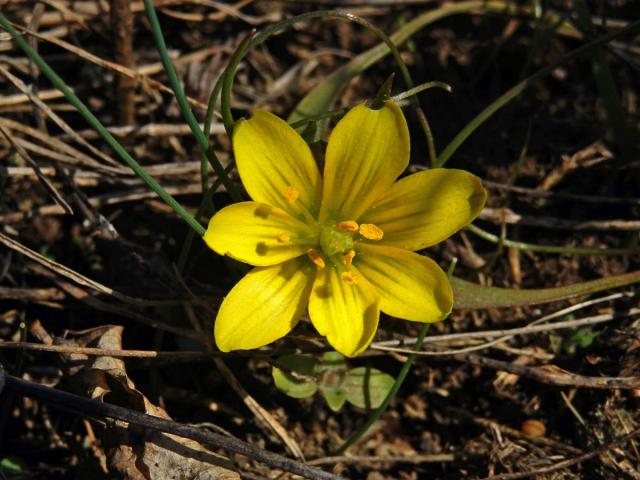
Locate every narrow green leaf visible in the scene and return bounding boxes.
[288,1,521,131]
[272,354,317,399]
[344,367,395,410]
[451,270,640,309]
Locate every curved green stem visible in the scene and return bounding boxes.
[468,224,639,256]
[436,18,640,167]
[142,0,241,202]
[0,12,206,236]
[219,9,436,161]
[334,258,458,454]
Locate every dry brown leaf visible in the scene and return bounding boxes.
[61,325,239,480]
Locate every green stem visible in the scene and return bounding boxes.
[142,0,241,202]
[219,10,437,161]
[333,323,430,455]
[436,18,640,167]
[335,259,458,454]
[0,12,206,236]
[468,224,638,256]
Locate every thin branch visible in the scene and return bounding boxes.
[2,371,342,480]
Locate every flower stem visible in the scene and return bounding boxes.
[142,0,242,203]
[334,258,459,454]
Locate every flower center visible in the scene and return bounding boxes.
[319,224,354,257]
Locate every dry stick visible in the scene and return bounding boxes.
[110,0,135,126]
[68,122,226,140]
[0,287,65,302]
[14,24,212,111]
[0,88,63,107]
[31,268,204,343]
[479,207,640,231]
[0,117,123,174]
[0,342,215,359]
[372,310,640,356]
[0,124,73,214]
[455,353,640,389]
[1,371,342,480]
[372,291,635,348]
[0,63,123,169]
[0,183,212,224]
[26,2,47,132]
[477,426,640,480]
[308,454,456,465]
[481,179,640,205]
[213,357,306,460]
[0,232,181,307]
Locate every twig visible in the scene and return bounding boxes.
[308,454,456,465]
[213,357,306,460]
[0,287,65,303]
[0,341,223,359]
[0,231,175,307]
[456,353,640,389]
[0,63,122,168]
[372,292,636,348]
[110,0,135,125]
[372,309,640,356]
[479,207,640,231]
[1,372,342,480]
[0,124,73,214]
[481,179,640,205]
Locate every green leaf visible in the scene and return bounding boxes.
[1,457,24,473]
[451,270,640,309]
[564,326,600,355]
[321,388,347,412]
[288,1,499,135]
[272,354,317,399]
[319,351,347,372]
[344,367,395,410]
[318,351,348,411]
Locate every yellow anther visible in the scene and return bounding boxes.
[307,248,325,268]
[337,220,359,232]
[284,186,300,203]
[341,271,358,285]
[343,249,355,266]
[359,223,384,240]
[276,232,290,244]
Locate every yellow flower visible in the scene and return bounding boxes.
[204,101,487,357]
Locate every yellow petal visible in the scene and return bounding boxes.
[214,258,314,352]
[319,101,409,222]
[356,243,452,323]
[233,110,322,219]
[360,168,487,251]
[308,265,380,357]
[204,202,317,267]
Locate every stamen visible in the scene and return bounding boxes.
[276,232,291,244]
[284,186,300,203]
[307,248,325,268]
[359,223,384,240]
[343,249,355,266]
[341,271,358,285]
[337,220,359,232]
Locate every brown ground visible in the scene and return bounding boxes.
[1,1,639,479]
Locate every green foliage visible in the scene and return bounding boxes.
[272,352,394,412]
[1,457,24,473]
[272,354,318,399]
